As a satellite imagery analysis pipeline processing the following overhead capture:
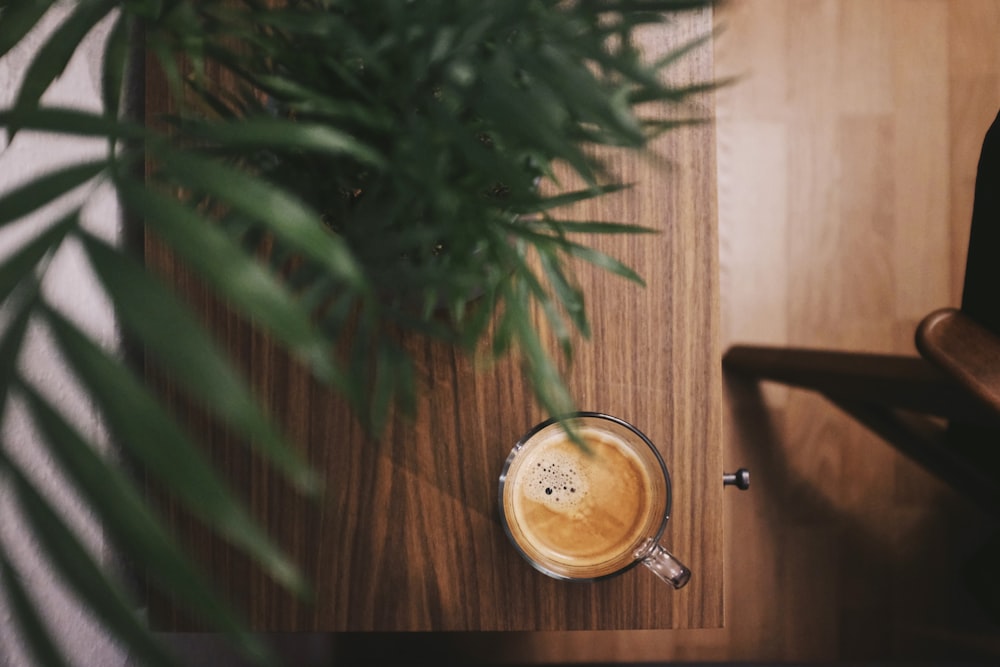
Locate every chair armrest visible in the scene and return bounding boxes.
[916,308,1000,415]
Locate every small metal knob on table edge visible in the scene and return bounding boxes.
[723,468,750,490]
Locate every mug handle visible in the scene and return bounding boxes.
[636,538,691,589]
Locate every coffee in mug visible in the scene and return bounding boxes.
[499,412,690,588]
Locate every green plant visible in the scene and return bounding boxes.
[0,1,715,665]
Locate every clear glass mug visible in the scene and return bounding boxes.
[498,412,691,588]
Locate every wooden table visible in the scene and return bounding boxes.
[145,7,722,633]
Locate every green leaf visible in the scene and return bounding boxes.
[11,0,118,122]
[0,212,76,303]
[116,177,351,396]
[0,107,145,140]
[203,6,346,36]
[450,281,499,351]
[0,216,67,409]
[514,184,631,214]
[0,0,51,61]
[100,11,130,119]
[563,241,646,286]
[391,343,417,418]
[538,244,590,338]
[640,116,713,138]
[369,340,396,433]
[149,146,366,289]
[0,449,180,667]
[501,278,576,420]
[650,26,716,72]
[0,285,35,411]
[0,163,106,228]
[176,72,248,121]
[79,229,320,494]
[627,79,724,105]
[347,314,375,430]
[476,60,599,186]
[145,36,185,108]
[179,116,385,167]
[124,0,164,21]
[535,219,658,235]
[41,307,310,599]
[0,553,73,667]
[250,75,391,129]
[532,44,645,146]
[505,246,573,359]
[15,381,276,667]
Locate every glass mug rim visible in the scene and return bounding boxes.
[498,411,673,583]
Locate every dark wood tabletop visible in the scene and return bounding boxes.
[143,6,723,633]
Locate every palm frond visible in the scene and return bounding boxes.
[0,0,716,664]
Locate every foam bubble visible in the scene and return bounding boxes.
[519,447,590,510]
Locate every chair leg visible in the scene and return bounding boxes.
[722,344,1000,428]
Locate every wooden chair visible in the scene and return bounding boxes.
[722,108,1000,519]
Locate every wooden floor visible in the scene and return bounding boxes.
[164,1,1000,664]
[337,0,1000,663]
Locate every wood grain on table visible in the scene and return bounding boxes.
[142,6,723,633]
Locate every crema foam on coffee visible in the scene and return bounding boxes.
[504,425,662,577]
